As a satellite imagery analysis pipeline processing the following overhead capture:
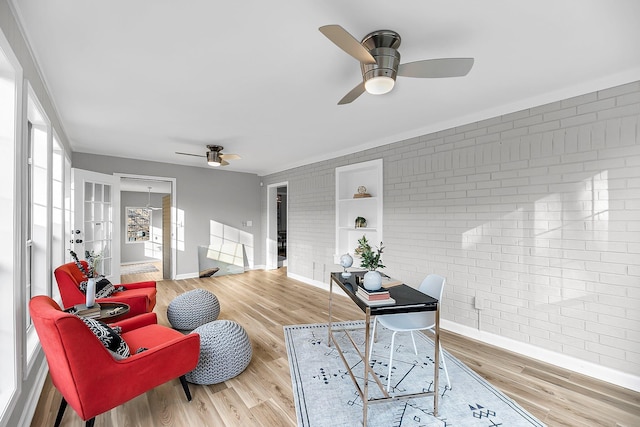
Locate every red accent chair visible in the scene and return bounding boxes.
[29,295,200,427]
[54,261,157,320]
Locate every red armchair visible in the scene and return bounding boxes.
[29,295,200,427]
[54,261,157,320]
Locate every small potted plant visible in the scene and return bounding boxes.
[355,216,367,228]
[354,235,385,290]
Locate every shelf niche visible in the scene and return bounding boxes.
[335,159,383,264]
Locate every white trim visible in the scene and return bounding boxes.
[24,83,52,379]
[175,272,199,280]
[14,358,47,427]
[258,68,640,176]
[114,174,177,280]
[175,266,264,280]
[266,181,287,271]
[7,0,73,149]
[287,272,348,298]
[441,320,640,393]
[121,260,160,266]
[0,22,24,427]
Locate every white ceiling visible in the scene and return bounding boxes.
[10,1,640,176]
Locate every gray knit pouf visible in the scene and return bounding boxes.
[186,320,252,385]
[167,289,220,331]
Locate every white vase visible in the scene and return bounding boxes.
[363,270,382,291]
[86,277,96,308]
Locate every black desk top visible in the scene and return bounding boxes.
[331,271,438,315]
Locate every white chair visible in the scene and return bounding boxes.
[370,274,450,392]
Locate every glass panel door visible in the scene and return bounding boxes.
[72,169,120,281]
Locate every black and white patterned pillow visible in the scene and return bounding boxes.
[80,317,131,360]
[79,277,125,298]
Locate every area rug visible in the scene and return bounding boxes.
[284,322,545,427]
[120,263,158,275]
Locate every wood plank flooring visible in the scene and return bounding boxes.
[31,268,640,426]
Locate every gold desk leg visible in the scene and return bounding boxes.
[328,276,333,347]
[363,307,371,426]
[433,303,440,417]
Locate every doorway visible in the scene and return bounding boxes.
[266,181,287,270]
[277,186,287,267]
[117,174,176,280]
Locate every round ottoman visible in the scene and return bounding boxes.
[167,289,220,331]
[186,320,252,385]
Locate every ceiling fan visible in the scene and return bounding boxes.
[319,25,474,105]
[175,145,241,167]
[145,187,162,211]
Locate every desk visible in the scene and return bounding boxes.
[328,271,440,426]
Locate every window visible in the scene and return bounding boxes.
[0,29,20,418]
[25,85,50,367]
[0,26,72,426]
[51,133,68,302]
[126,207,151,242]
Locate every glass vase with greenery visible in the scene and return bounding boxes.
[354,235,385,271]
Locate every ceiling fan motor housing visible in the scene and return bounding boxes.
[360,30,402,88]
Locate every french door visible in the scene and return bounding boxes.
[72,168,120,281]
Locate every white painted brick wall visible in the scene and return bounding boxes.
[262,81,640,379]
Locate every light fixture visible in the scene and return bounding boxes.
[364,76,395,95]
[207,151,221,167]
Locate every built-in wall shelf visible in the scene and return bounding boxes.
[337,196,380,203]
[338,227,377,231]
[335,159,383,264]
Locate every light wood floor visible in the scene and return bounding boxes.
[32,268,640,426]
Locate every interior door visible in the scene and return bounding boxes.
[162,194,172,279]
[72,168,120,281]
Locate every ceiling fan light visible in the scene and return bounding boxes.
[364,76,395,95]
[207,151,221,166]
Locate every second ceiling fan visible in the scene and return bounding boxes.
[319,25,474,105]
[175,145,241,167]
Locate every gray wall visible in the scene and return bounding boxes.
[121,191,166,264]
[261,81,640,383]
[72,153,263,276]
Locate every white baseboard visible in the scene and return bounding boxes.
[441,320,640,393]
[175,265,264,281]
[175,272,199,280]
[121,259,160,265]
[290,272,640,393]
[286,273,350,299]
[19,357,48,427]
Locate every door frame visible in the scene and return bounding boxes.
[266,181,287,270]
[115,173,177,280]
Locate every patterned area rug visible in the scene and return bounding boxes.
[120,263,158,275]
[284,322,545,427]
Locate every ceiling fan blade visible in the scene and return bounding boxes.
[175,151,205,158]
[398,58,474,78]
[220,159,230,166]
[219,153,241,160]
[319,25,376,64]
[338,82,366,105]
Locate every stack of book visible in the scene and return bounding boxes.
[72,303,101,319]
[356,286,396,306]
